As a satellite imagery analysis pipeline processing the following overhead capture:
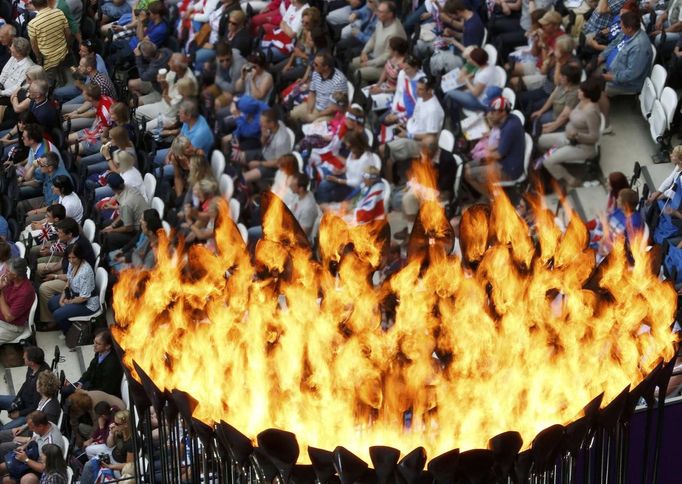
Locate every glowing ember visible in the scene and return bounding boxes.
[112,166,677,462]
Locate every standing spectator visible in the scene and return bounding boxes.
[0,259,35,347]
[290,51,348,123]
[27,0,71,85]
[350,0,407,83]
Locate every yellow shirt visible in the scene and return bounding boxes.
[27,8,68,70]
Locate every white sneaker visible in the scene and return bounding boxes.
[602,124,614,135]
[58,334,65,340]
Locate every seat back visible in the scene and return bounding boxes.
[237,223,248,243]
[381,179,391,215]
[493,66,507,88]
[292,151,304,173]
[219,173,234,200]
[649,99,667,142]
[61,435,69,460]
[162,220,171,237]
[91,242,101,269]
[640,78,656,119]
[285,127,296,151]
[511,109,525,126]
[347,80,355,104]
[230,198,241,222]
[502,87,516,108]
[453,154,464,202]
[660,87,678,129]
[483,44,498,66]
[151,197,165,219]
[28,296,37,334]
[143,172,156,202]
[210,150,226,180]
[650,64,667,98]
[15,241,25,258]
[522,133,533,181]
[82,219,96,243]
[95,267,109,310]
[365,128,374,148]
[438,129,455,152]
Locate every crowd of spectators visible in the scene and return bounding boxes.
[0,0,673,480]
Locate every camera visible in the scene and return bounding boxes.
[98,453,111,465]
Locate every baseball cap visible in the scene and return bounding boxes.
[107,172,125,190]
[488,96,511,113]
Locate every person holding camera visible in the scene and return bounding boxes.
[79,410,134,484]
[234,51,274,102]
[536,77,603,189]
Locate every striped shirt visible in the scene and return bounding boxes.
[309,68,347,111]
[27,8,68,70]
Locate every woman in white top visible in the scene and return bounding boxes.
[54,175,84,223]
[0,38,34,98]
[95,150,145,201]
[443,47,499,124]
[261,0,309,62]
[317,131,380,203]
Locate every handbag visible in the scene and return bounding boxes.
[193,23,212,47]
[66,320,93,349]
[5,441,39,479]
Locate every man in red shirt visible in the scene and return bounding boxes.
[0,259,35,343]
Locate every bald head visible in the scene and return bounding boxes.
[0,25,16,47]
[169,53,189,74]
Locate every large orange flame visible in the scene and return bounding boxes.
[112,169,677,461]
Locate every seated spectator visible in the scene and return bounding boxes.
[37,217,95,326]
[23,175,82,227]
[365,36,409,98]
[162,99,215,157]
[241,109,292,183]
[0,38,35,123]
[444,47,500,126]
[106,1,168,70]
[335,0,379,66]
[235,51,274,103]
[80,401,114,455]
[109,208,162,273]
[508,11,564,92]
[276,24,328,91]
[27,0,71,85]
[178,179,218,239]
[4,67,47,126]
[135,54,197,133]
[3,371,61,442]
[536,78,602,188]
[491,0,552,62]
[194,0,247,72]
[33,442,68,484]
[583,0,627,36]
[79,103,135,174]
[82,124,137,184]
[26,80,57,128]
[26,204,65,269]
[129,39,172,101]
[0,258,34,345]
[200,41,246,112]
[581,0,638,61]
[65,329,123,399]
[53,40,108,104]
[597,188,645,256]
[350,0,406,83]
[15,124,63,202]
[61,55,116,128]
[220,95,269,156]
[0,112,37,162]
[426,0,486,74]
[101,0,132,25]
[79,410,134,484]
[289,173,320,239]
[17,153,71,226]
[0,25,17,73]
[464,96,525,198]
[260,0,310,63]
[93,150,145,203]
[0,410,64,482]
[224,9,252,57]
[0,347,49,434]
[289,51,348,123]
[529,62,582,135]
[173,154,216,210]
[598,11,652,97]
[349,165,386,224]
[381,77,444,183]
[379,55,424,128]
[317,130,380,203]
[65,84,115,156]
[250,0,287,35]
[648,145,682,208]
[47,243,99,335]
[99,173,150,252]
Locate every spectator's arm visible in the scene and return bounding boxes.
[574,110,601,145]
[0,292,14,324]
[366,49,390,67]
[596,0,610,14]
[362,32,377,55]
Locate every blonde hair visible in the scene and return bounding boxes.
[554,34,575,55]
[188,155,215,188]
[114,150,136,172]
[109,126,130,147]
[114,410,132,440]
[176,77,198,98]
[170,136,191,157]
[194,178,218,197]
[672,145,682,161]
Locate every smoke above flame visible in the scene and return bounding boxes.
[112,162,677,461]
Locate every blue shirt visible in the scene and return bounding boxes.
[0,216,8,240]
[497,114,525,179]
[129,20,169,49]
[181,115,215,155]
[37,165,72,205]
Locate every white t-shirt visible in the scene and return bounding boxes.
[473,64,497,101]
[122,168,147,201]
[282,3,308,33]
[407,96,444,137]
[59,193,83,223]
[346,152,381,188]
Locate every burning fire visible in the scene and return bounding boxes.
[112,162,677,461]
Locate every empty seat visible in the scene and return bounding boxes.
[151,197,165,219]
[82,219,96,243]
[650,64,667,98]
[660,86,678,130]
[219,174,234,200]
[639,78,656,119]
[210,150,226,180]
[143,172,156,202]
[438,129,455,152]
[483,44,498,66]
[648,99,667,144]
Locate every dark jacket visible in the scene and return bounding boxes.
[61,236,96,274]
[79,352,123,398]
[16,363,50,417]
[135,48,173,88]
[39,398,61,425]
